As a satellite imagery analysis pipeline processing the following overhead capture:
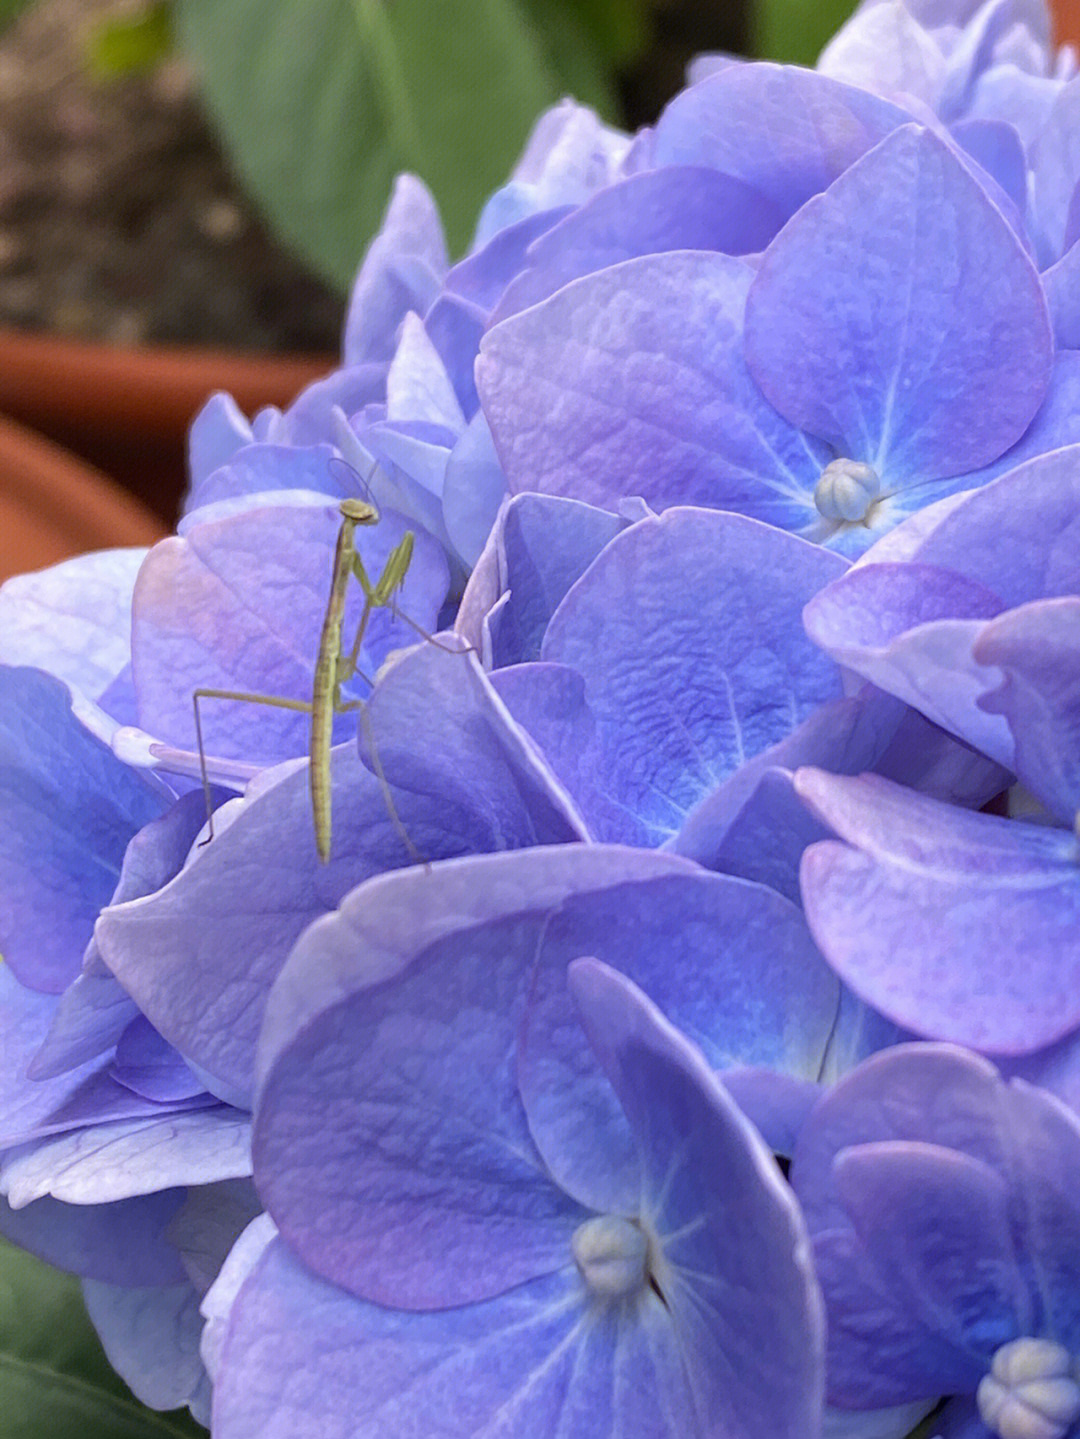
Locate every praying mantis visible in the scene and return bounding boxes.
[192,495,426,865]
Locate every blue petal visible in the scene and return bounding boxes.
[212,1240,704,1439]
[652,64,912,219]
[0,667,163,992]
[570,959,826,1438]
[0,1190,185,1285]
[745,127,1052,489]
[253,847,695,1309]
[518,871,837,1212]
[477,251,828,528]
[539,509,846,842]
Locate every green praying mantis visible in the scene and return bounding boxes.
[193,492,440,865]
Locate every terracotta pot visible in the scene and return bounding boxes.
[0,328,335,526]
[0,413,166,584]
[1055,0,1080,45]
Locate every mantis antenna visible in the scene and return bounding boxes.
[192,491,444,864]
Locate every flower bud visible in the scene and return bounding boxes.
[977,1337,1080,1439]
[813,458,881,523]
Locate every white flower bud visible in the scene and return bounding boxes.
[572,1216,649,1301]
[813,458,881,523]
[977,1338,1080,1439]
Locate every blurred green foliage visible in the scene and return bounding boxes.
[754,0,858,65]
[87,2,174,80]
[173,0,651,289]
[0,1236,206,1437]
[0,0,32,27]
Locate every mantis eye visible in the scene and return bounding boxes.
[339,496,379,524]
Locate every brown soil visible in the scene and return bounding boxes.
[0,0,749,357]
[0,0,344,353]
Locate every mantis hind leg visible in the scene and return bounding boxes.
[338,697,430,871]
[192,688,312,844]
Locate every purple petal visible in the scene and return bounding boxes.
[167,1178,262,1299]
[253,847,696,1309]
[965,353,1080,489]
[1,1107,251,1206]
[468,491,626,667]
[519,873,837,1212]
[1031,77,1080,259]
[275,364,387,448]
[444,205,572,314]
[0,550,145,708]
[212,1240,702,1439]
[835,1141,1027,1365]
[492,662,643,844]
[187,392,254,490]
[537,509,845,841]
[0,1190,186,1285]
[950,119,1028,216]
[912,445,1080,606]
[792,1043,1011,1248]
[745,126,1052,485]
[803,562,1012,763]
[441,410,508,568]
[385,312,465,432]
[83,1279,209,1419]
[812,1223,985,1407]
[342,174,447,367]
[797,771,1080,1052]
[492,166,784,321]
[672,694,900,899]
[111,1016,206,1103]
[651,64,912,219]
[569,959,826,1439]
[477,251,827,529]
[976,598,1080,823]
[0,667,163,993]
[818,3,947,107]
[185,442,341,515]
[1041,239,1080,349]
[33,789,213,1078]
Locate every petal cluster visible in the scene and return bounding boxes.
[2,1,1080,1434]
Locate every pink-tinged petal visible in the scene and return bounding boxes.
[652,64,912,218]
[818,2,947,107]
[796,771,1080,1053]
[477,251,827,529]
[912,446,1080,606]
[492,166,784,321]
[253,847,697,1310]
[803,562,1012,763]
[131,500,447,765]
[976,597,1080,823]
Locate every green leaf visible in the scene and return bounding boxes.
[0,0,34,32]
[524,0,651,70]
[753,0,858,65]
[0,1237,206,1438]
[175,0,623,290]
[87,3,175,81]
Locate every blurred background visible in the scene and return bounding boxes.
[0,0,1076,574]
